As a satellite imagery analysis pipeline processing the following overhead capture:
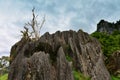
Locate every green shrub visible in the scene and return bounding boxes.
[91,31,120,57]
[0,73,8,80]
[73,70,90,80]
[66,54,72,62]
[111,75,120,80]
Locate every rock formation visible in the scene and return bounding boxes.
[8,29,111,80]
[97,20,120,34]
[107,50,120,76]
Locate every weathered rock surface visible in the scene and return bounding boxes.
[8,30,111,80]
[97,20,120,34]
[107,50,120,76]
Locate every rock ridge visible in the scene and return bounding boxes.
[8,29,111,80]
[97,19,120,34]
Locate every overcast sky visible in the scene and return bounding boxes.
[0,0,120,57]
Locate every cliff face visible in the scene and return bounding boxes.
[97,20,120,34]
[107,50,120,76]
[8,30,111,80]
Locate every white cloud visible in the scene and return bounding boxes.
[0,23,22,57]
[41,11,76,34]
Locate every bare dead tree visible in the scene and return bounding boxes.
[28,8,45,40]
[21,8,45,40]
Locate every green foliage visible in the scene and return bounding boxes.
[112,30,120,35]
[73,70,90,80]
[66,54,72,62]
[63,44,73,62]
[111,75,120,80]
[91,31,120,57]
[0,73,8,80]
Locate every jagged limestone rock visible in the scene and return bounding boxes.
[9,29,111,80]
[57,47,74,80]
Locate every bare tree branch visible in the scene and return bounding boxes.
[21,7,45,40]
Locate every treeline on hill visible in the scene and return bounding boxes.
[91,30,120,57]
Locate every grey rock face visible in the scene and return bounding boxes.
[28,52,51,80]
[8,29,111,80]
[97,20,120,34]
[57,47,74,80]
[107,50,120,76]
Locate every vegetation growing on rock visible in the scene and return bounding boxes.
[73,70,90,80]
[91,31,120,57]
[0,73,8,80]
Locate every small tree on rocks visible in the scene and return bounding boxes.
[21,8,45,40]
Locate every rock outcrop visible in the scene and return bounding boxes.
[97,20,120,34]
[8,30,111,80]
[107,50,120,76]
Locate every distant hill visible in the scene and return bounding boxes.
[97,19,120,34]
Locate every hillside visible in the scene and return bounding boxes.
[92,20,120,79]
